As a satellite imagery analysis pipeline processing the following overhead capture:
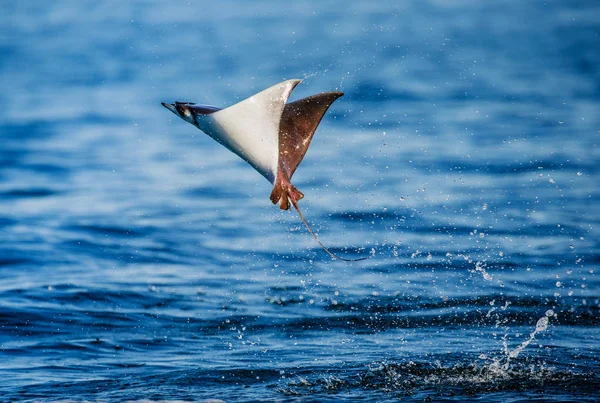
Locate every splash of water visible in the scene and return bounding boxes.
[484,309,555,376]
[475,261,493,281]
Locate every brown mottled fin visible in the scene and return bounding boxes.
[279,91,344,180]
[270,91,343,211]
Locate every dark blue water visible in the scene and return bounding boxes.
[1,1,599,401]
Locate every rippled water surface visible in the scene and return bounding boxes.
[1,1,599,401]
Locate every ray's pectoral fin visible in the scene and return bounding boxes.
[270,91,344,211]
[193,79,301,184]
[279,91,344,180]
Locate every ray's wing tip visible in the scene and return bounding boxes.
[286,78,302,91]
[161,102,177,114]
[322,91,344,100]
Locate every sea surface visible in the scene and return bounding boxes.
[1,1,599,402]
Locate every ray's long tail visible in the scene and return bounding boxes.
[289,197,369,262]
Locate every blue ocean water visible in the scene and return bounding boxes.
[1,1,599,401]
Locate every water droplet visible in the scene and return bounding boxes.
[536,316,549,332]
